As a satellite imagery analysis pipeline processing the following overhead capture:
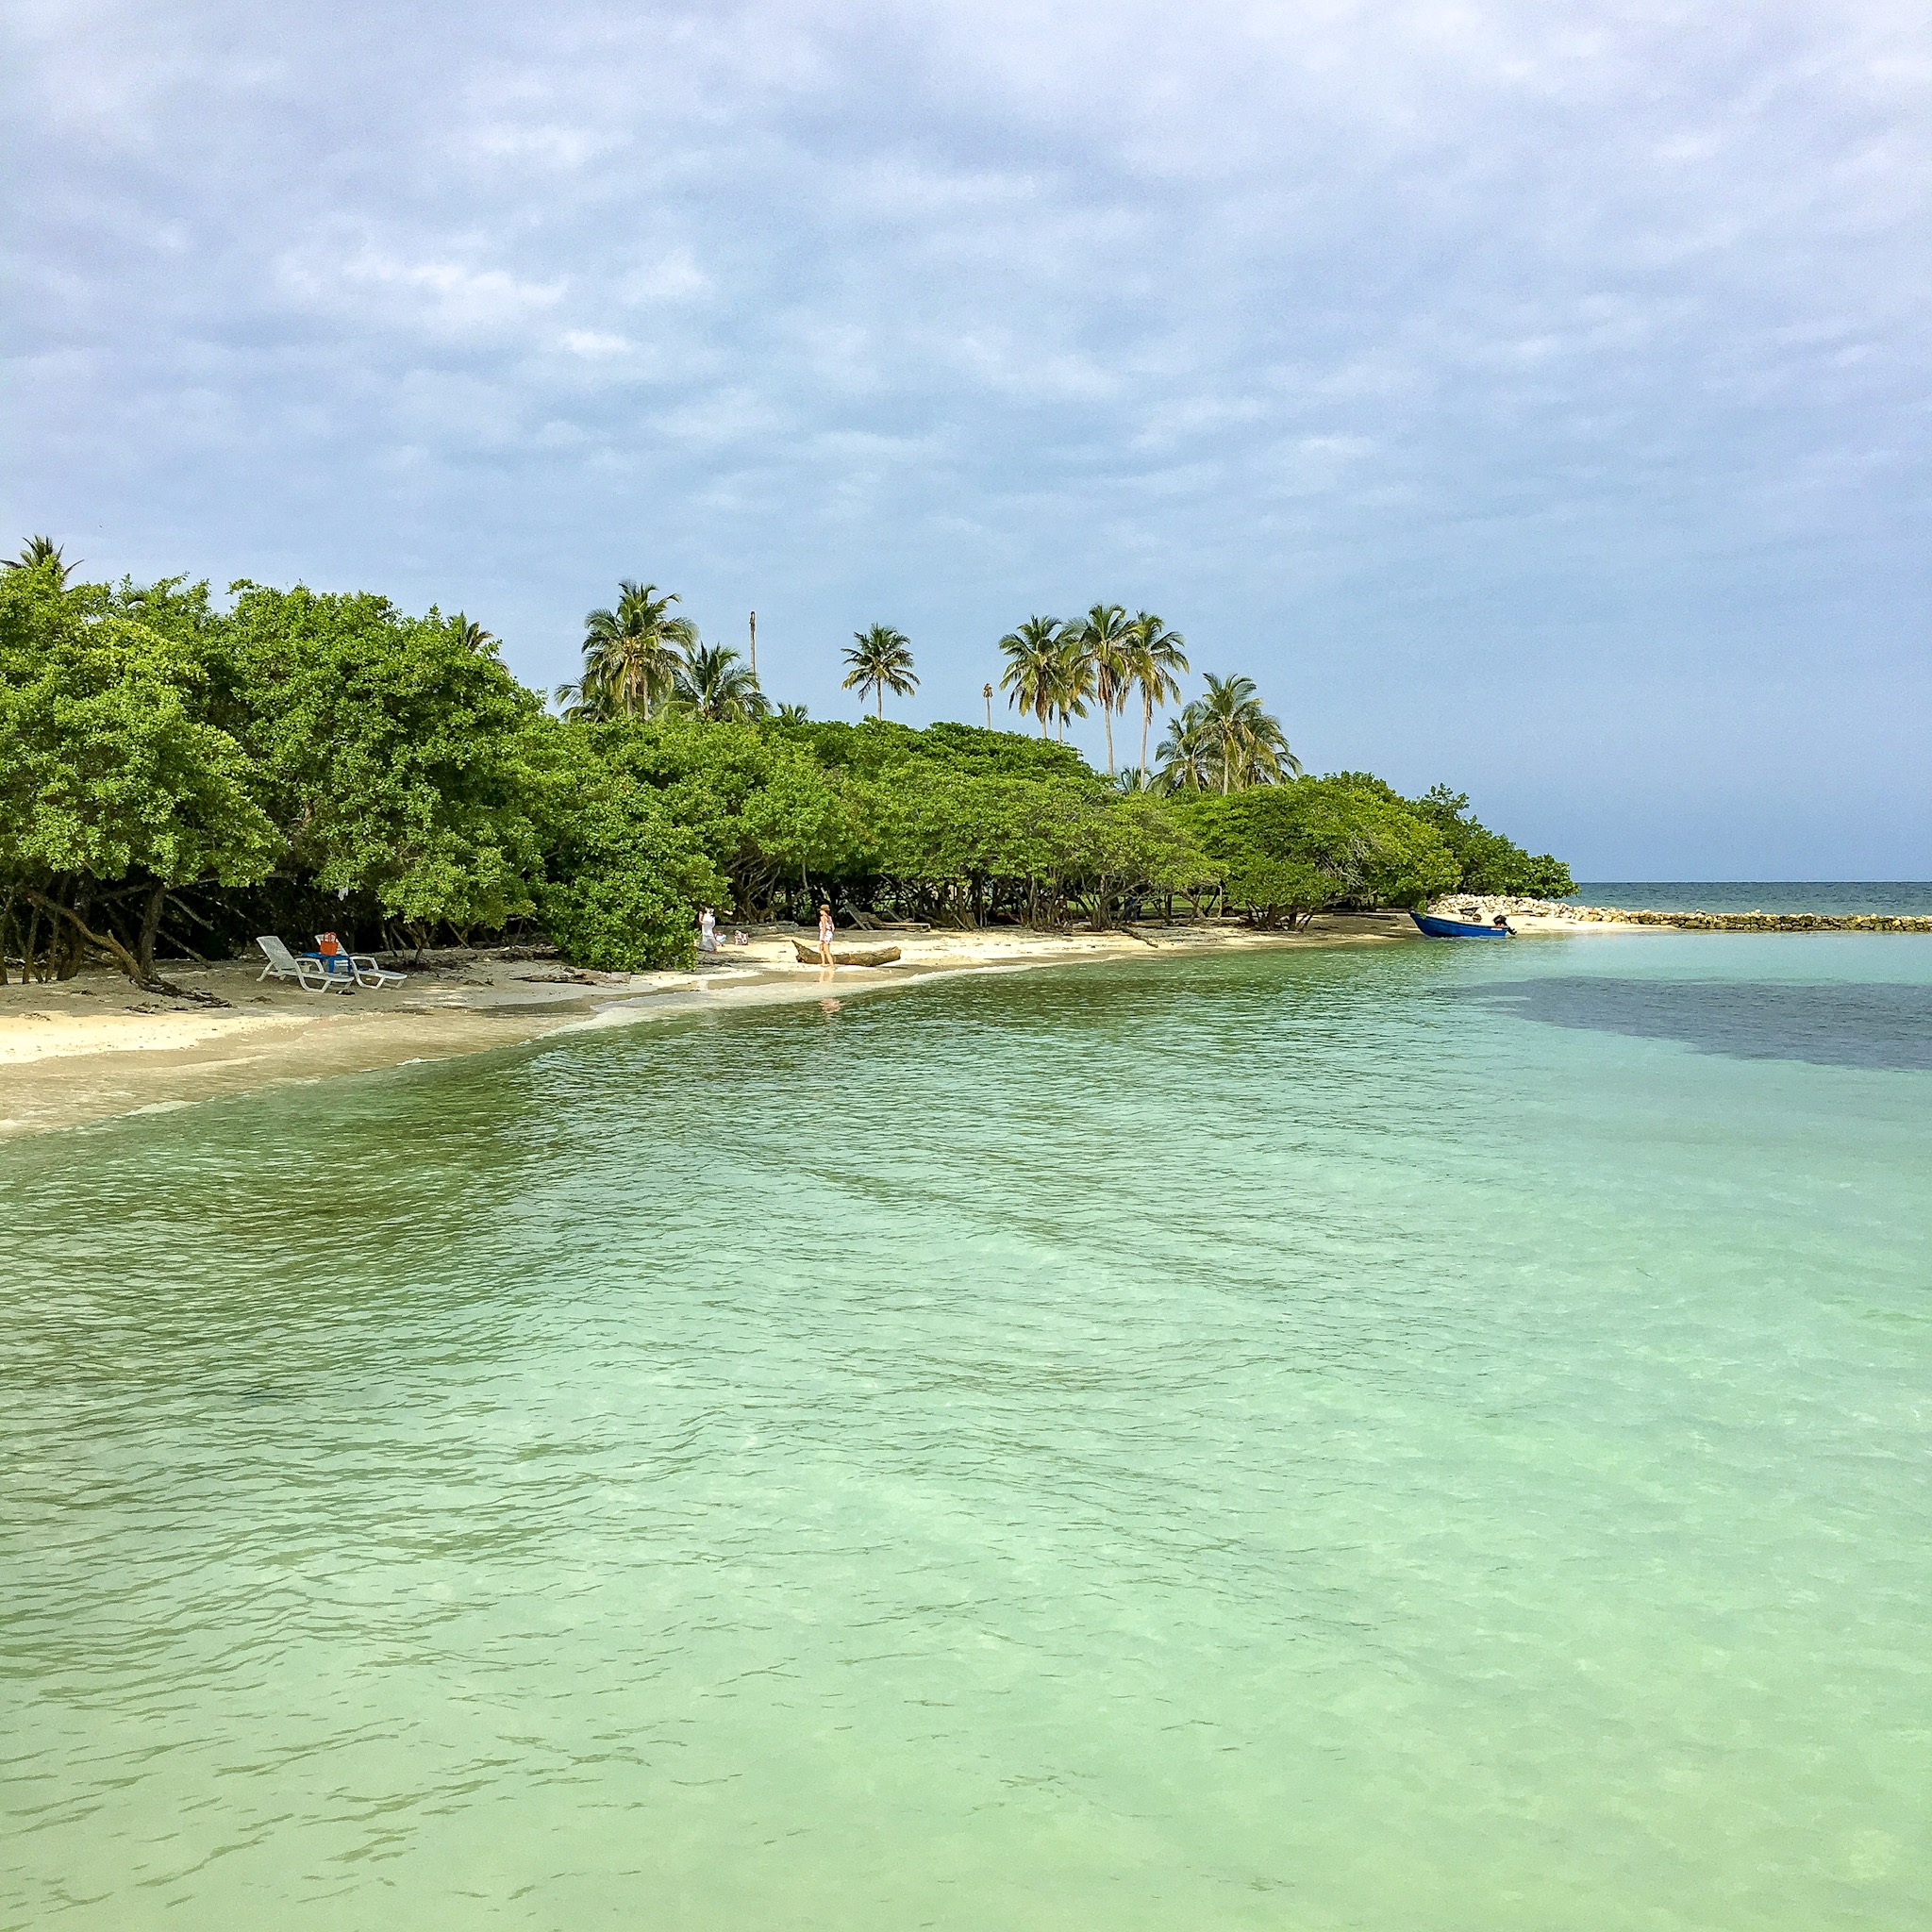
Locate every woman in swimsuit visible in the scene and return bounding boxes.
[817,902,835,968]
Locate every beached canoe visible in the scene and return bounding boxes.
[1410,912,1513,939]
[791,941,903,967]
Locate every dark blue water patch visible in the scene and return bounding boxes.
[1459,978,1932,1071]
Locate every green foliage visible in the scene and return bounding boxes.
[841,624,918,718]
[1177,777,1459,918]
[526,725,724,971]
[1158,674,1299,793]
[566,713,1199,928]
[1409,784,1575,898]
[996,616,1065,738]
[1062,603,1135,772]
[581,714,857,903]
[668,642,770,722]
[4,536,79,588]
[0,569,276,891]
[1054,791,1204,904]
[1,541,1574,977]
[994,608,1188,769]
[769,717,1094,785]
[220,584,546,932]
[561,580,698,721]
[850,767,1201,924]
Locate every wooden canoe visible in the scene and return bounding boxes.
[791,941,903,967]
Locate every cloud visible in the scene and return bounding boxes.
[559,328,634,358]
[5,0,1928,870]
[275,238,567,338]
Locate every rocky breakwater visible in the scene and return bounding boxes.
[1427,895,1932,934]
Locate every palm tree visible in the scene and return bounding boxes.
[1155,700,1215,792]
[774,702,810,724]
[1049,630,1092,743]
[668,641,771,722]
[1062,603,1135,773]
[1125,614,1190,780]
[1197,673,1299,792]
[553,677,605,722]
[5,535,77,587]
[451,613,495,652]
[842,624,918,719]
[570,580,698,721]
[996,616,1064,739]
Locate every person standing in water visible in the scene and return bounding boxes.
[817,902,835,968]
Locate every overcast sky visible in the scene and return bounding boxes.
[6,0,1926,874]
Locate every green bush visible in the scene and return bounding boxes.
[1177,779,1459,918]
[1408,785,1575,898]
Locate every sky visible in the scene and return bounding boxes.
[5,0,1927,876]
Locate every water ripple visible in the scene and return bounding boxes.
[4,940,1929,1928]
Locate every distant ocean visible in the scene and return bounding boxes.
[1570,881,1932,917]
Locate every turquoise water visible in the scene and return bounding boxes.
[4,935,1929,1929]
[1572,882,1932,916]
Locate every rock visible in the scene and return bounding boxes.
[1422,895,1932,935]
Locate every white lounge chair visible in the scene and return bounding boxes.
[313,936,405,989]
[256,935,357,992]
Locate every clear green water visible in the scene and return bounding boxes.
[4,935,1929,1930]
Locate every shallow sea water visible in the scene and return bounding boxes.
[4,933,1929,1929]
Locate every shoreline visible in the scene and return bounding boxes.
[1438,893,1932,933]
[3,903,1923,1141]
[0,917,1400,1141]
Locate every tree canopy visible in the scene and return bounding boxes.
[220,583,547,936]
[0,564,275,982]
[1175,778,1459,923]
[1408,784,1574,898]
[0,546,1574,982]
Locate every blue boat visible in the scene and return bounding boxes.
[1410,911,1513,939]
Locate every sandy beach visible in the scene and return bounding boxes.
[1,913,1478,1140]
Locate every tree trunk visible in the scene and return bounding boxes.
[136,883,166,981]
[25,890,180,992]
[57,884,90,978]
[1141,699,1152,779]
[1102,707,1114,775]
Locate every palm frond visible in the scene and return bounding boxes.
[841,625,919,718]
[4,535,77,587]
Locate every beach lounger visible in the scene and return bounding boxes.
[313,936,405,990]
[257,935,357,992]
